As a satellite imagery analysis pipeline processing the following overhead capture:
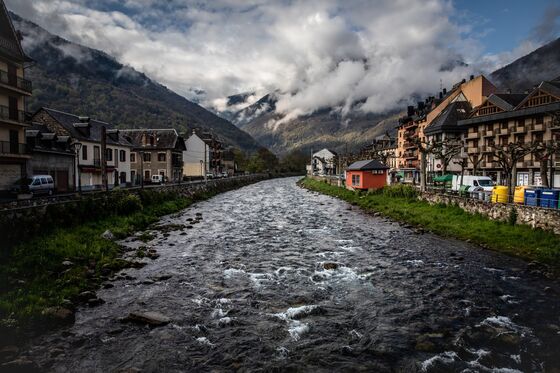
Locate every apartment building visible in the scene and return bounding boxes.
[459,79,560,186]
[32,108,133,190]
[396,75,496,182]
[0,0,32,192]
[183,131,225,177]
[123,129,185,184]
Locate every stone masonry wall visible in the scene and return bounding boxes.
[419,191,560,235]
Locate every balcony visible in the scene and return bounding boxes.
[482,130,494,137]
[0,69,32,94]
[467,132,479,139]
[516,161,526,168]
[498,127,509,135]
[404,141,416,149]
[0,141,28,156]
[0,105,26,124]
[512,126,526,134]
[527,160,541,168]
[530,123,544,132]
[467,147,480,153]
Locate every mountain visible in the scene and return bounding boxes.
[231,37,560,154]
[10,13,261,152]
[490,37,560,92]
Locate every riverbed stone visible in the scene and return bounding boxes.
[121,311,171,326]
[101,230,115,240]
[0,345,19,361]
[323,262,338,270]
[41,307,75,325]
[1,357,39,372]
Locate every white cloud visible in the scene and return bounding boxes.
[5,0,536,124]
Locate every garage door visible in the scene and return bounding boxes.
[0,164,21,191]
[56,170,69,192]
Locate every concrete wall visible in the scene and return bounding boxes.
[419,191,560,235]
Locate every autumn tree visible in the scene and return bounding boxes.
[431,138,463,174]
[490,142,533,200]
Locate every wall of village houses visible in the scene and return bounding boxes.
[77,140,132,189]
[130,149,173,182]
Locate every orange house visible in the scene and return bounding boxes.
[345,160,389,190]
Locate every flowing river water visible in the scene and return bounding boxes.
[26,177,560,372]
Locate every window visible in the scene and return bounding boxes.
[82,145,88,160]
[120,150,126,162]
[41,177,48,184]
[158,153,166,162]
[143,152,151,162]
[351,174,360,186]
[130,152,136,163]
[106,148,113,161]
[93,146,100,163]
[114,149,119,165]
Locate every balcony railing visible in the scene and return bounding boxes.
[482,130,494,137]
[0,141,28,155]
[0,69,32,93]
[0,105,25,123]
[530,123,544,132]
[498,128,509,135]
[467,132,479,139]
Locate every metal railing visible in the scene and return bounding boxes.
[0,105,25,123]
[0,69,32,93]
[0,141,27,155]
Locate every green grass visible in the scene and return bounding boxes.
[299,178,560,267]
[0,195,192,342]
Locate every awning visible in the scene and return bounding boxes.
[433,174,453,182]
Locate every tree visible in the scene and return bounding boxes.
[490,142,533,201]
[408,135,437,192]
[431,138,462,174]
[467,151,484,176]
[279,150,308,173]
[530,111,560,187]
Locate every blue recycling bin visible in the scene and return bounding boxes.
[524,188,541,207]
[539,189,560,209]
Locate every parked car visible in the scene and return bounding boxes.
[11,175,55,196]
[206,173,214,179]
[221,172,229,178]
[151,175,164,185]
[451,175,495,192]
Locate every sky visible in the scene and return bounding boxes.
[5,0,560,123]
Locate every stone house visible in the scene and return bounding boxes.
[32,108,133,190]
[123,129,185,184]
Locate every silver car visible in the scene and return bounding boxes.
[11,175,55,196]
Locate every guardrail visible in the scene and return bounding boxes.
[0,69,32,93]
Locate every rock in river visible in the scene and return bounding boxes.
[121,312,171,326]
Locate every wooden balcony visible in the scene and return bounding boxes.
[467,147,479,153]
[482,130,494,138]
[498,128,509,135]
[530,123,545,132]
[511,126,526,134]
[0,69,32,95]
[467,132,479,139]
[0,105,26,124]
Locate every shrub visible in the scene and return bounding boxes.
[115,194,143,215]
[508,207,518,226]
[382,184,418,199]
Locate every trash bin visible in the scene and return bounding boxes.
[539,189,560,209]
[459,185,471,198]
[513,186,526,204]
[524,188,541,207]
[491,186,508,203]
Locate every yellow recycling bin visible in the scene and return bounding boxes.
[513,186,526,204]
[491,186,509,203]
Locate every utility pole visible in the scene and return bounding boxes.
[101,126,108,191]
[204,143,208,184]
[140,151,144,189]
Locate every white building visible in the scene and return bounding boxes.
[183,131,210,177]
[309,148,337,176]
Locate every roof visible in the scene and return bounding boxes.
[37,108,133,147]
[121,128,185,150]
[347,159,389,171]
[492,93,526,108]
[25,122,74,155]
[459,101,560,126]
[0,1,30,62]
[424,101,472,135]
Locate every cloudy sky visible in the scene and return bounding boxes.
[6,0,560,121]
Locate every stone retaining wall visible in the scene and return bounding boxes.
[419,191,560,235]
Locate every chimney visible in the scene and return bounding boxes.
[439,91,443,99]
[79,116,90,124]
[407,106,414,117]
[470,75,474,80]
[442,88,447,95]
[461,78,466,84]
[418,101,425,110]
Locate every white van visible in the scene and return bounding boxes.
[11,175,55,196]
[151,175,164,185]
[452,175,495,192]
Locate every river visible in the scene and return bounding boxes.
[26,177,560,372]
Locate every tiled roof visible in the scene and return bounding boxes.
[121,128,185,150]
[347,159,389,171]
[423,101,472,136]
[39,108,132,147]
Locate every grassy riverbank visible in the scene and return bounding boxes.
[299,178,560,267]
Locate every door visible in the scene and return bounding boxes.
[9,130,18,154]
[93,146,101,166]
[8,96,18,121]
[7,64,17,86]
[56,170,69,192]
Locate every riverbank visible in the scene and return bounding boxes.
[0,175,281,346]
[299,178,560,269]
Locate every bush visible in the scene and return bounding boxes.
[115,194,143,215]
[382,184,418,199]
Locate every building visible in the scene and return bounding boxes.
[122,129,185,184]
[309,148,337,176]
[345,159,389,190]
[459,78,560,187]
[0,1,33,192]
[32,108,133,190]
[183,131,225,177]
[221,149,237,176]
[25,122,75,192]
[359,132,397,169]
[396,75,496,183]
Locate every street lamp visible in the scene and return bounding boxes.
[200,159,203,180]
[71,142,82,194]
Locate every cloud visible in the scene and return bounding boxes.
[3,0,533,124]
[530,4,560,43]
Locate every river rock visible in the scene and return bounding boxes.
[88,298,105,307]
[41,307,74,325]
[78,291,96,301]
[103,283,114,289]
[62,260,74,267]
[323,262,338,270]
[0,357,39,372]
[121,311,171,326]
[101,230,115,240]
